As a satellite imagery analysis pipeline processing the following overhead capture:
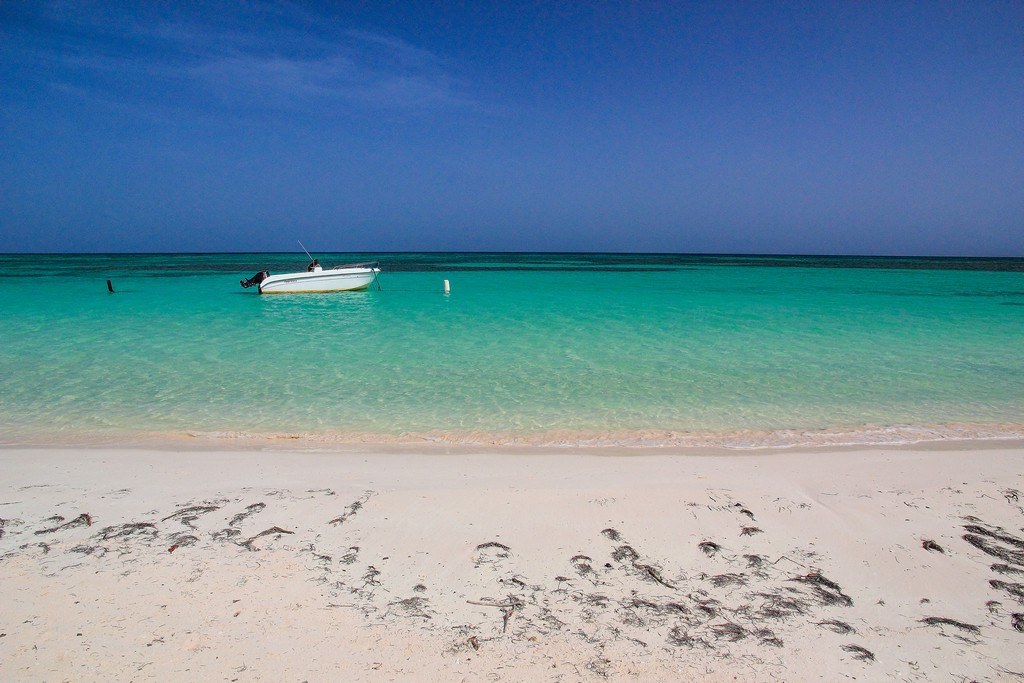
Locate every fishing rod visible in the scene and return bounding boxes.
[298,239,383,290]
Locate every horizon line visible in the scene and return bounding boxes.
[2,250,1022,260]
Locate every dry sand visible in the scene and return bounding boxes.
[1,445,1023,681]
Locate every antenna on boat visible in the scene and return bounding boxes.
[297,240,314,262]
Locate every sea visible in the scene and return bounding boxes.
[1,252,1022,449]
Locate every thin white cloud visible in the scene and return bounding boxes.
[190,46,473,112]
[8,2,478,114]
[344,29,448,69]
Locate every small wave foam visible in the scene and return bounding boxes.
[4,422,1022,451]
[175,422,1024,451]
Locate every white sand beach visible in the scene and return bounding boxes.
[1,444,1023,681]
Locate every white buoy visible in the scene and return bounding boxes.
[443,279,450,294]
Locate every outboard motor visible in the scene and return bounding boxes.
[240,271,269,289]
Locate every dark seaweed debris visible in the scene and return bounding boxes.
[476,541,511,552]
[962,524,1024,565]
[964,524,1024,549]
[611,545,639,563]
[667,626,710,649]
[842,644,875,662]
[711,621,747,641]
[921,539,944,553]
[166,532,199,547]
[161,505,219,526]
[238,526,294,551]
[992,563,1024,576]
[755,592,806,620]
[989,580,1024,604]
[97,522,156,541]
[35,513,92,534]
[709,573,746,588]
[788,572,853,607]
[327,494,372,525]
[698,541,720,556]
[570,554,595,578]
[920,616,980,633]
[635,563,675,589]
[229,503,266,528]
[744,554,764,568]
[817,619,854,634]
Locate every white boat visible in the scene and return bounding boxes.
[241,261,380,294]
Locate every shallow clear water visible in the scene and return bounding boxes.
[1,253,1022,447]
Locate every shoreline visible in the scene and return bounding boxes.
[2,445,1023,680]
[5,435,1024,459]
[3,420,1024,454]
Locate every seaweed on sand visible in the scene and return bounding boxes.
[166,531,199,547]
[842,644,875,662]
[667,626,711,649]
[711,621,747,641]
[609,545,675,588]
[708,573,746,588]
[469,594,524,633]
[756,592,807,619]
[362,565,382,587]
[817,619,854,634]
[70,544,106,556]
[388,596,431,620]
[635,563,675,589]
[989,579,1024,604]
[476,541,511,551]
[474,541,512,566]
[698,541,720,556]
[97,522,156,541]
[35,513,92,535]
[237,526,293,551]
[161,505,219,526]
[328,493,374,525]
[585,657,612,678]
[788,572,853,607]
[920,616,980,633]
[744,554,764,568]
[611,545,639,563]
[962,523,1024,565]
[229,502,266,528]
[570,554,596,578]
[575,593,609,608]
[694,597,721,617]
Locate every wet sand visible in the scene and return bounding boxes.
[1,446,1022,681]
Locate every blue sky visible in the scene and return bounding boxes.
[2,1,1022,255]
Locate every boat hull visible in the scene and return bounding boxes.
[258,266,379,294]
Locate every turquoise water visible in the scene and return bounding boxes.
[1,253,1023,448]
